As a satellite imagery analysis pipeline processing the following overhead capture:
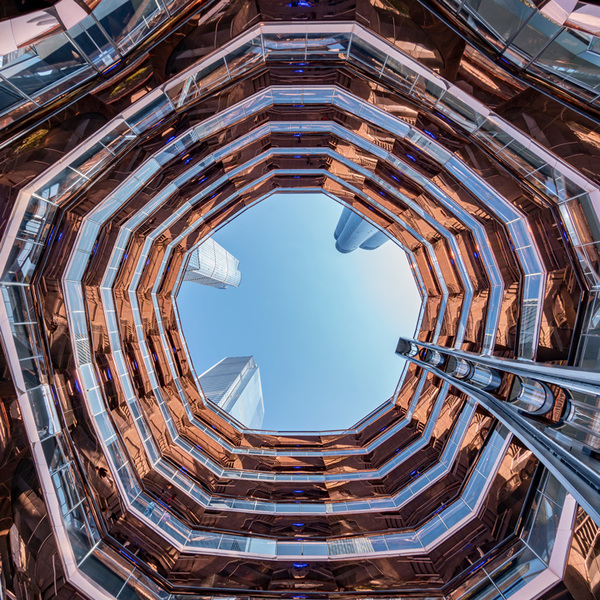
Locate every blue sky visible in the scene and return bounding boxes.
[176,193,422,431]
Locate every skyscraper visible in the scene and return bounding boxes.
[334,206,390,253]
[183,238,242,288]
[199,356,264,429]
[0,0,598,599]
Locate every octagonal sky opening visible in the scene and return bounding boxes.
[176,192,422,431]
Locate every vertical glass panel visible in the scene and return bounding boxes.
[69,15,119,68]
[511,13,560,59]
[348,37,387,73]
[490,547,546,596]
[21,356,45,389]
[497,139,546,175]
[436,93,484,132]
[29,385,53,438]
[79,553,129,596]
[410,75,445,105]
[307,32,350,59]
[383,57,418,94]
[94,0,166,53]
[123,93,172,135]
[263,32,307,59]
[0,79,26,113]
[527,496,560,562]
[537,30,600,92]
[463,0,533,42]
[226,39,264,75]
[2,34,87,98]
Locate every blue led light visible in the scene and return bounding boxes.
[292,523,304,527]
[46,226,56,247]
[293,490,303,494]
[406,154,416,162]
[423,129,436,139]
[466,556,490,575]
[435,110,452,124]
[293,563,308,568]
[433,503,446,514]
[102,60,122,75]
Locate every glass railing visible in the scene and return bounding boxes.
[0,0,191,130]
[106,168,437,436]
[118,81,544,356]
[450,471,574,600]
[38,363,513,557]
[140,157,472,430]
[437,0,600,108]
[3,21,597,308]
[61,111,502,454]
[0,19,595,600]
[10,14,584,354]
[73,213,460,483]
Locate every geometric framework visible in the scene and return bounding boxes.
[0,1,598,600]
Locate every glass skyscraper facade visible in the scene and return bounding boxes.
[334,207,390,253]
[183,238,242,288]
[0,0,598,599]
[199,356,265,429]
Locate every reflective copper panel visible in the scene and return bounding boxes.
[0,0,599,599]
